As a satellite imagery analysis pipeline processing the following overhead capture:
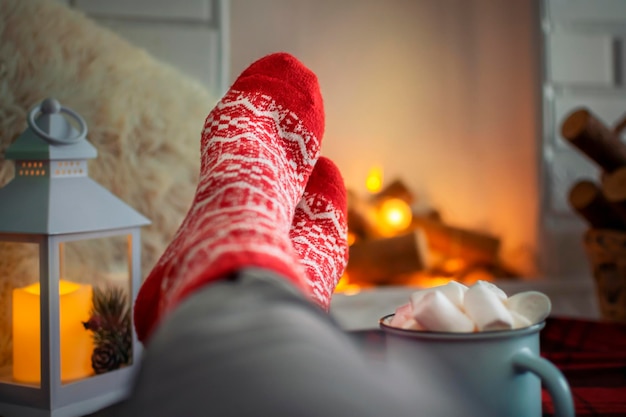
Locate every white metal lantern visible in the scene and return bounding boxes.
[0,98,150,417]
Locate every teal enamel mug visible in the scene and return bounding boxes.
[380,315,575,417]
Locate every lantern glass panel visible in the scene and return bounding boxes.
[59,234,133,384]
[0,241,41,387]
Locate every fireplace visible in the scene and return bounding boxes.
[336,169,519,293]
[278,0,626,295]
[226,0,624,321]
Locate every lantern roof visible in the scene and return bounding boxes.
[0,177,150,235]
[0,98,150,235]
[5,98,98,161]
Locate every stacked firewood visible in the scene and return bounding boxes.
[562,108,626,228]
[345,180,517,286]
[562,108,626,322]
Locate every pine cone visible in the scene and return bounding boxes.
[91,339,125,374]
[108,324,133,364]
[82,316,103,332]
[91,286,131,331]
[86,285,134,370]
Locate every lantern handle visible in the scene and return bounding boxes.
[28,99,88,145]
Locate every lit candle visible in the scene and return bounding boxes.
[12,280,94,383]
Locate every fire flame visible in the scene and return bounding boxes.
[335,272,367,295]
[378,198,412,234]
[365,166,384,193]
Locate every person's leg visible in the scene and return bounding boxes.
[133,52,334,342]
[97,269,423,417]
[96,53,468,417]
[290,156,349,311]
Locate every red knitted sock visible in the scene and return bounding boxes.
[134,53,324,342]
[290,157,349,311]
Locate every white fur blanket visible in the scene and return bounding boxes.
[0,0,217,367]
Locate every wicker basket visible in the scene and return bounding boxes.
[584,229,626,322]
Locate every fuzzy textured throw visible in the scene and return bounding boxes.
[0,0,217,367]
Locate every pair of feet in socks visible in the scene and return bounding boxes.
[134,53,349,342]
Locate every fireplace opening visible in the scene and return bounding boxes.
[336,167,521,293]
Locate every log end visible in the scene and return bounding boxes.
[603,167,626,202]
[568,180,600,209]
[561,108,590,141]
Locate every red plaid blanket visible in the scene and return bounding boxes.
[541,317,626,417]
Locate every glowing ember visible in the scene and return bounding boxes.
[335,272,373,294]
[347,231,357,246]
[441,258,467,274]
[406,274,453,288]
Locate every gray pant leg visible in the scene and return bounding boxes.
[93,269,444,417]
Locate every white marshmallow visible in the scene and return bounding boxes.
[401,318,424,330]
[412,291,475,332]
[473,280,507,301]
[390,303,413,328]
[410,281,468,309]
[395,302,413,317]
[506,291,551,325]
[510,310,533,329]
[389,314,408,328]
[464,283,513,331]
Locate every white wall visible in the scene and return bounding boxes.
[70,0,229,97]
[231,0,541,276]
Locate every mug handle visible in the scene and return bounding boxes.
[512,349,575,417]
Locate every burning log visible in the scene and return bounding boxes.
[371,179,415,205]
[568,179,626,230]
[411,215,501,266]
[561,108,626,172]
[346,229,430,284]
[348,182,416,240]
[344,174,510,285]
[347,190,381,240]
